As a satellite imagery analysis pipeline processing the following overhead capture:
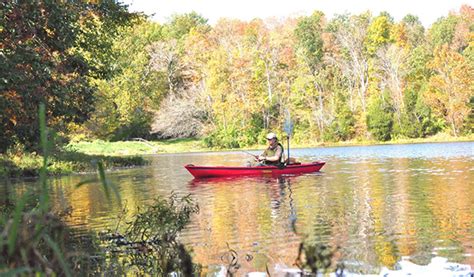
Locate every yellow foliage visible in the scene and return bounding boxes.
[426,44,473,136]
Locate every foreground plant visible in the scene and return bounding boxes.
[101,193,200,276]
[0,104,73,276]
[1,104,200,276]
[294,241,344,276]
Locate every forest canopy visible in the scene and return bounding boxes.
[1,3,473,152]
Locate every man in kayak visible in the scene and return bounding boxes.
[256,132,285,166]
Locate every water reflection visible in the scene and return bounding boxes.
[1,142,473,275]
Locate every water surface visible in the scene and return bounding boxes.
[1,142,473,275]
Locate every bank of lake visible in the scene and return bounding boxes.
[1,132,472,178]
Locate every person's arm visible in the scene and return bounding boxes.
[258,149,269,161]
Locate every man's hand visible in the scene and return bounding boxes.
[257,155,266,162]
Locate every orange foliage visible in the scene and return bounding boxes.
[426,45,473,135]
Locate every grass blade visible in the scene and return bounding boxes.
[97,161,111,200]
[0,267,31,276]
[75,178,99,189]
[7,192,30,255]
[97,161,122,206]
[38,103,49,212]
[43,234,72,277]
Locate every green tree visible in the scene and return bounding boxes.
[326,92,356,141]
[88,21,164,140]
[466,96,474,134]
[429,15,459,48]
[464,43,474,69]
[365,14,393,138]
[398,46,439,137]
[294,12,325,74]
[401,87,440,138]
[367,91,394,141]
[162,11,209,40]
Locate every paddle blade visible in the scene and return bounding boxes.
[284,109,294,137]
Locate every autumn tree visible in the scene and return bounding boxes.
[328,13,371,137]
[294,11,328,138]
[426,45,473,136]
[0,1,137,151]
[245,19,275,130]
[264,18,299,126]
[151,16,212,139]
[391,15,425,49]
[375,44,407,130]
[366,14,393,55]
[203,19,260,147]
[88,21,163,140]
[4,5,468,147]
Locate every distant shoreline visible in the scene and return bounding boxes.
[69,134,474,156]
[1,134,472,178]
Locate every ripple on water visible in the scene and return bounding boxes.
[2,142,473,275]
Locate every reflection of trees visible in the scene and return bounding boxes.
[338,161,380,273]
[370,159,399,269]
[392,159,412,257]
[407,159,438,265]
[47,173,164,231]
[52,178,114,228]
[295,157,474,273]
[403,158,474,266]
[185,178,303,273]
[429,159,474,264]
[3,154,473,274]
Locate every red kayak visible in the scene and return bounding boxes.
[185,161,325,178]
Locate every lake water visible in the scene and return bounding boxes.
[1,142,473,275]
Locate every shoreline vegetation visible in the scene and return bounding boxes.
[2,134,472,178]
[0,151,147,178]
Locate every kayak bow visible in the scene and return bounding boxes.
[185,161,325,178]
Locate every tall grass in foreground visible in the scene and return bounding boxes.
[0,103,73,276]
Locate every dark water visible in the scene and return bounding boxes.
[1,142,473,275]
